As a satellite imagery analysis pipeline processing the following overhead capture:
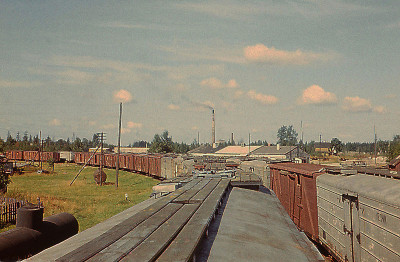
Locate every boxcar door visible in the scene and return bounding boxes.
[342,193,360,262]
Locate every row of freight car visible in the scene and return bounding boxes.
[268,162,400,262]
[75,152,161,177]
[4,150,194,179]
[75,152,195,179]
[4,150,61,162]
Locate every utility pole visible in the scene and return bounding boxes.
[39,131,42,171]
[374,125,377,166]
[97,132,106,186]
[248,133,251,155]
[116,103,122,188]
[301,120,304,147]
[319,134,322,165]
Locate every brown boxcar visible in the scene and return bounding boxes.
[6,150,24,161]
[141,155,149,174]
[126,154,135,171]
[104,154,115,168]
[118,154,128,169]
[148,155,162,177]
[41,152,60,162]
[269,162,325,241]
[23,151,39,161]
[134,155,143,172]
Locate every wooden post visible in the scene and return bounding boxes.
[116,103,122,188]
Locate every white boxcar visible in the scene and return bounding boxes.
[317,174,400,262]
[59,151,74,162]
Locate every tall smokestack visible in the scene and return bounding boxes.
[212,109,216,148]
[231,133,234,145]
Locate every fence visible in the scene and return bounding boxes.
[0,197,28,225]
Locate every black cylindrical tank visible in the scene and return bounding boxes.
[40,212,79,248]
[0,208,78,261]
[16,204,44,230]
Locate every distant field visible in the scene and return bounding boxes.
[1,163,159,233]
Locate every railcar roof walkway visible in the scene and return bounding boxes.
[27,177,323,262]
[206,187,324,262]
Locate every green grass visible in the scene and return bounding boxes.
[1,163,159,232]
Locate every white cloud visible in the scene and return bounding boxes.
[49,118,61,126]
[342,96,372,112]
[244,44,334,65]
[227,79,238,88]
[113,89,133,103]
[168,104,180,111]
[200,77,239,89]
[127,121,143,129]
[247,90,278,105]
[299,85,337,105]
[373,106,387,114]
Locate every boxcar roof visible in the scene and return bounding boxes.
[269,162,325,176]
[317,174,400,207]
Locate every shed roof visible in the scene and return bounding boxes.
[188,144,224,154]
[251,145,297,155]
[215,145,262,155]
[269,162,325,176]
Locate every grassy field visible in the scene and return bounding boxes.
[1,163,159,232]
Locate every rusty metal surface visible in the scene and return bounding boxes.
[207,187,324,262]
[317,174,400,262]
[269,162,325,176]
[270,163,322,241]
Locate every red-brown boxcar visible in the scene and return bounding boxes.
[148,155,162,177]
[141,155,149,174]
[134,155,143,172]
[117,154,128,170]
[6,150,24,161]
[74,152,83,164]
[269,162,325,241]
[104,154,115,168]
[126,154,135,171]
[41,152,60,162]
[23,151,39,161]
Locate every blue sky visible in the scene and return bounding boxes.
[1,1,399,145]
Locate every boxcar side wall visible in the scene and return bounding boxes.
[317,174,400,262]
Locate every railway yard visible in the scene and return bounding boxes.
[1,150,400,261]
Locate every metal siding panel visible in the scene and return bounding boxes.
[317,181,347,261]
[358,197,400,261]
[300,175,319,241]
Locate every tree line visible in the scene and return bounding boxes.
[2,129,400,161]
[0,132,112,153]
